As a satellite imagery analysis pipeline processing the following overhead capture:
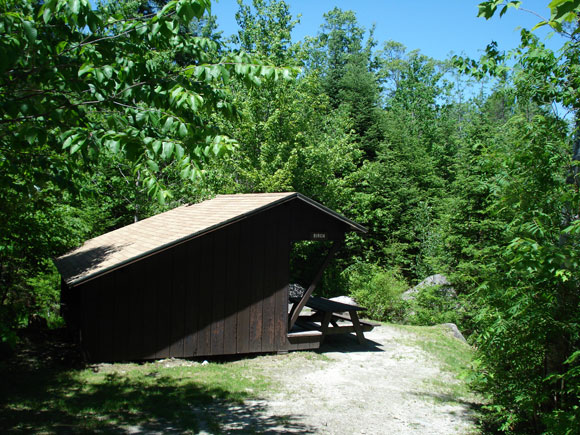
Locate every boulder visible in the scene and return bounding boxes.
[401,288,419,301]
[402,274,456,301]
[442,323,467,343]
[416,274,451,288]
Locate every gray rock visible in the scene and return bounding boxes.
[402,274,456,301]
[442,323,467,343]
[401,288,419,301]
[417,274,451,288]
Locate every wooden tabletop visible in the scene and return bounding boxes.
[305,296,366,313]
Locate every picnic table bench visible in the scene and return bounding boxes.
[294,296,376,344]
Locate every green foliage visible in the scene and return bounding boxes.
[405,285,461,327]
[465,76,580,434]
[0,0,297,209]
[477,1,522,21]
[0,180,101,340]
[425,91,512,296]
[308,8,384,159]
[232,0,300,64]
[2,0,233,194]
[543,350,580,433]
[344,263,408,322]
[24,262,64,329]
[423,3,580,430]
[478,0,580,34]
[343,46,459,278]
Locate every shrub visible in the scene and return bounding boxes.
[344,263,408,322]
[406,284,461,326]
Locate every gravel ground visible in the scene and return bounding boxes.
[200,325,480,434]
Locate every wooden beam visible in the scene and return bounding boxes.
[288,240,343,330]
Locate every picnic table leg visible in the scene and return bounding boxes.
[319,311,333,344]
[350,311,366,344]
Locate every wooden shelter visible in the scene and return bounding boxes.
[55,192,367,362]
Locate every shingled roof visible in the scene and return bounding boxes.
[55,192,365,287]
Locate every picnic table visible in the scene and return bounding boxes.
[294,296,375,344]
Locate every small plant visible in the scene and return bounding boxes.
[344,263,408,322]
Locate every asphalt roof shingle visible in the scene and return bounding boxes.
[55,192,364,287]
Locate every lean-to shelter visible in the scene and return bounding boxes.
[55,192,366,362]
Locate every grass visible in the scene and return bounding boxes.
[391,324,473,376]
[0,326,334,434]
[391,323,483,414]
[0,355,276,433]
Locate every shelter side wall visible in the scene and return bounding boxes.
[78,279,99,361]
[289,200,350,241]
[77,204,290,362]
[78,257,163,362]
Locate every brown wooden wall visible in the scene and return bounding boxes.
[74,198,351,361]
[289,200,347,241]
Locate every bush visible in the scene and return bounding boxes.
[405,284,461,326]
[25,262,63,329]
[345,263,408,322]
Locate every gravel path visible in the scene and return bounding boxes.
[213,325,479,434]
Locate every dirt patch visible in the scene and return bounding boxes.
[227,325,480,434]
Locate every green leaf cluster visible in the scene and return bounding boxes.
[0,0,295,340]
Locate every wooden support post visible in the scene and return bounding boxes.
[288,239,343,331]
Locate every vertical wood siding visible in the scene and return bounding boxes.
[170,246,186,358]
[224,222,240,355]
[127,261,144,359]
[236,218,252,355]
[183,240,199,356]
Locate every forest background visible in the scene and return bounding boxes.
[1,0,580,432]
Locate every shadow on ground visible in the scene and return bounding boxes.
[0,329,315,434]
[408,390,482,427]
[1,371,314,433]
[189,399,316,434]
[316,332,384,354]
